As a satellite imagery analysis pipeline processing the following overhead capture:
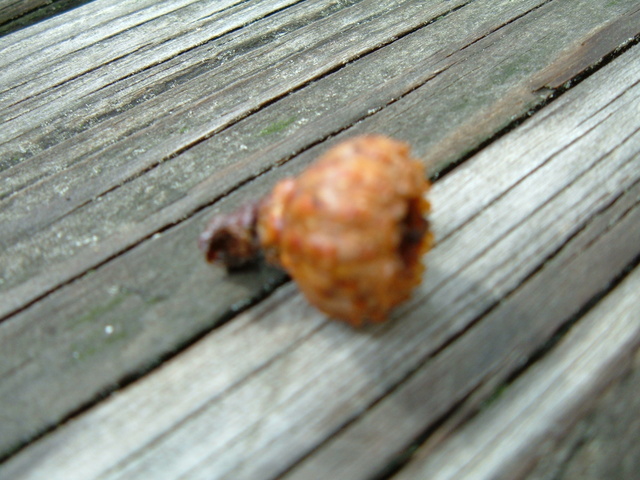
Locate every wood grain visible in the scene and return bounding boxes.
[524,348,640,480]
[0,0,97,35]
[0,0,197,67]
[2,0,637,318]
[0,0,52,24]
[393,267,640,480]
[0,0,474,312]
[2,41,638,478]
[268,83,640,480]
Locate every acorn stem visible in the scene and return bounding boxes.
[198,199,263,269]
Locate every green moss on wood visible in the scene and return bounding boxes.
[259,116,297,137]
[70,293,127,327]
[68,290,149,361]
[480,384,509,410]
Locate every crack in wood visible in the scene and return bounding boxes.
[0,0,478,320]
[0,0,94,37]
[0,0,606,311]
[281,176,640,480]
[287,174,640,480]
[386,256,640,480]
[1,1,639,472]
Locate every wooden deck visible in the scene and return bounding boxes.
[1,0,639,478]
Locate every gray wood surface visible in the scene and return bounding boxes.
[2,0,638,318]
[2,35,639,479]
[524,349,640,480]
[0,0,639,477]
[0,0,52,24]
[0,1,145,36]
[393,267,640,480]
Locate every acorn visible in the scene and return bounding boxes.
[199,135,433,326]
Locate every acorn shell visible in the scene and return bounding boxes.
[257,135,432,326]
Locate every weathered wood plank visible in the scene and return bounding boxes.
[216,88,640,480]
[524,349,640,480]
[0,0,95,35]
[392,267,640,480]
[0,0,198,68]
[2,42,638,478]
[2,0,637,320]
[0,0,321,137]
[0,0,368,180]
[4,0,636,460]
[0,0,450,172]
[0,0,256,89]
[0,0,56,25]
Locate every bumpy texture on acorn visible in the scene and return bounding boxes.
[199,135,433,326]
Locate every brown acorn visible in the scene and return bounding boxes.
[199,135,433,326]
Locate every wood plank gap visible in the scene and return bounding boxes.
[390,262,640,480]
[374,206,640,480]
[0,272,290,464]
[283,173,640,480]
[1,0,624,313]
[0,0,479,319]
[0,0,93,37]
[435,30,640,182]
